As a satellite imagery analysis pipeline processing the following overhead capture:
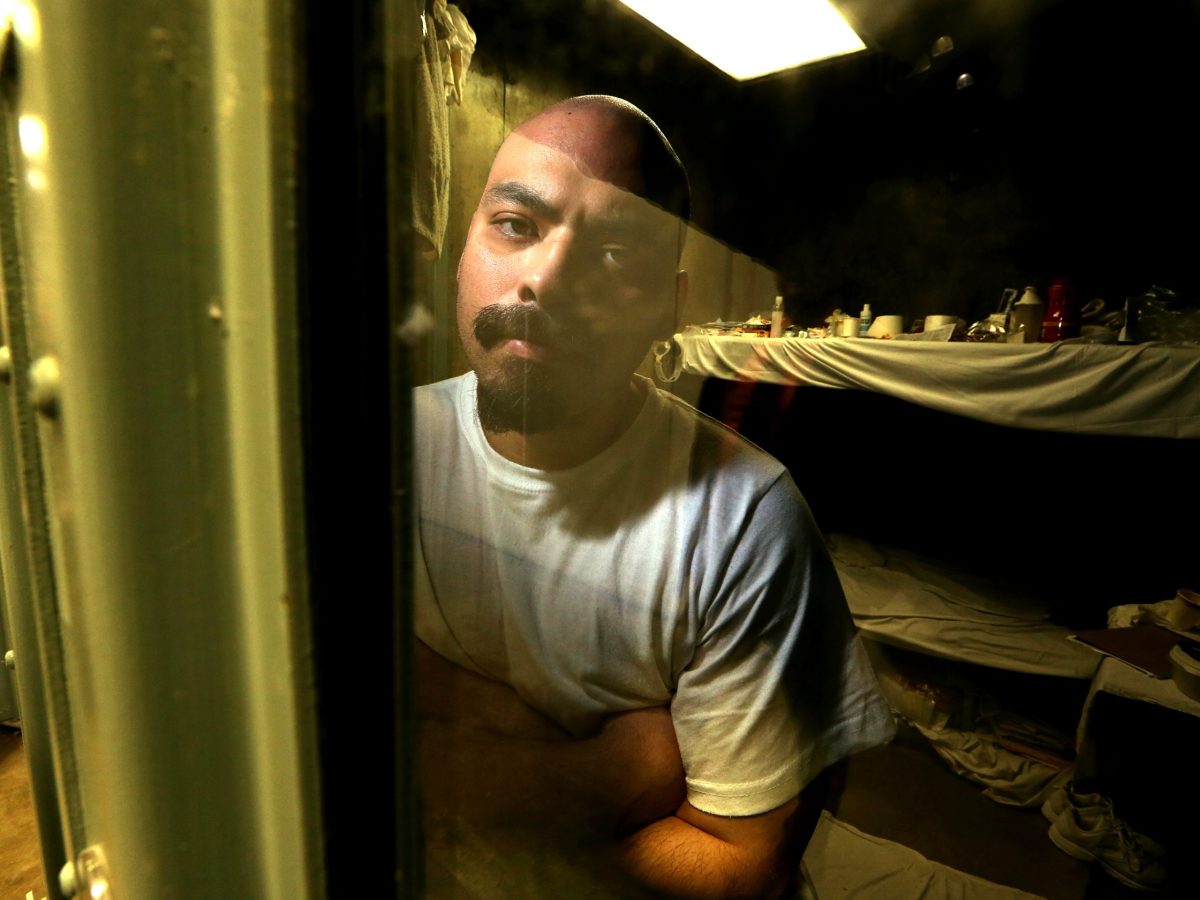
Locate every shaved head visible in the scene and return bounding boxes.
[456,95,690,445]
[514,95,691,223]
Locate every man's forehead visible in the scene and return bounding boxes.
[483,133,679,232]
[511,106,648,196]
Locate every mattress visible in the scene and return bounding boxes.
[829,533,1101,679]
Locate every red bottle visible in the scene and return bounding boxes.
[1039,277,1080,342]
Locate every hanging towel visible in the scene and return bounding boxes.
[441,3,476,106]
[411,1,476,258]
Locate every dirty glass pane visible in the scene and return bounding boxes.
[406,1,1200,897]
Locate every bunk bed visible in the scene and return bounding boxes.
[674,333,1200,821]
[675,334,1200,674]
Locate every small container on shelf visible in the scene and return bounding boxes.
[1040,277,1081,342]
[858,303,873,337]
[1010,285,1044,343]
[836,316,861,337]
[1118,297,1139,344]
[769,295,784,338]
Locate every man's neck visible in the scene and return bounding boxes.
[482,379,645,471]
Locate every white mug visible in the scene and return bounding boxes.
[867,315,904,338]
[924,314,958,331]
[836,317,861,337]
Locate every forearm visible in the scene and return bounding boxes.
[418,643,686,834]
[419,718,822,900]
[615,776,827,900]
[419,641,817,897]
[618,815,757,899]
[420,715,699,897]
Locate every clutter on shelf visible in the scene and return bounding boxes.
[864,639,1077,809]
[688,281,1200,346]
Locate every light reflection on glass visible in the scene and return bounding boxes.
[17,114,48,160]
[1,0,42,48]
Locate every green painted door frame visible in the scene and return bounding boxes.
[1,0,340,896]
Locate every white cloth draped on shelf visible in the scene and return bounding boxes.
[677,334,1200,438]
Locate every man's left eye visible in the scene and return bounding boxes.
[601,245,632,267]
[495,217,536,239]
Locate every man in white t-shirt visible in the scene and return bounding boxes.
[415,95,893,897]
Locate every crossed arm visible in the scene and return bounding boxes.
[416,642,826,898]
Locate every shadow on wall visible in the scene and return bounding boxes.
[780,174,1030,330]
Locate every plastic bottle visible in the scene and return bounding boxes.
[769,295,784,338]
[1118,297,1139,344]
[1040,277,1080,342]
[858,303,873,336]
[1010,286,1044,343]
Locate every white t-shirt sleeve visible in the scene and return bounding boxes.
[671,473,895,817]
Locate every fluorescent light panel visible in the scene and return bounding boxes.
[616,0,865,81]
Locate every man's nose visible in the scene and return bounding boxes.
[517,235,579,308]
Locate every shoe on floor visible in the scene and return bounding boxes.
[1040,782,1106,824]
[1048,805,1166,892]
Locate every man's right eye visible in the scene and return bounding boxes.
[493,216,537,240]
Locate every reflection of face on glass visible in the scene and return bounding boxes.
[418,95,897,900]
[456,99,688,435]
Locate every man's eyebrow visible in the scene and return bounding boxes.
[480,181,555,218]
[482,180,677,242]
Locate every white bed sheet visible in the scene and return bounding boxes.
[800,812,1043,900]
[829,534,1100,679]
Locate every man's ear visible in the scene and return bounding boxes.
[655,269,688,340]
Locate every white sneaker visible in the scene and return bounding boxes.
[1048,803,1166,892]
[1040,782,1106,824]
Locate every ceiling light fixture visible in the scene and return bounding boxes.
[615,0,866,81]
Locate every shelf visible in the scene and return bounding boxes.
[676,334,1200,439]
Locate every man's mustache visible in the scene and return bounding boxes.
[473,304,581,351]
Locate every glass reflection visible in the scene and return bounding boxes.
[412,92,892,896]
[409,1,1200,897]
